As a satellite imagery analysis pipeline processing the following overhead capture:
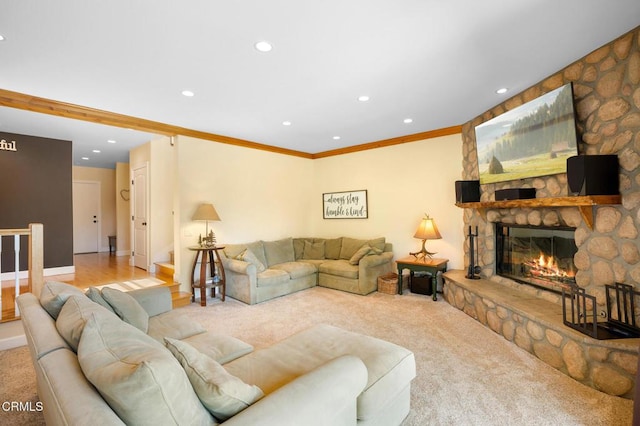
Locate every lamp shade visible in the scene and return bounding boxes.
[192,203,221,221]
[413,216,441,240]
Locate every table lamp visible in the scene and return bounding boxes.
[410,214,442,260]
[192,203,221,247]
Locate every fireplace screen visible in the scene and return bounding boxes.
[496,223,577,293]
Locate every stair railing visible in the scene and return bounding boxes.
[0,223,44,320]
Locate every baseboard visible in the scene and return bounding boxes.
[0,321,27,351]
[0,265,75,281]
[0,334,27,351]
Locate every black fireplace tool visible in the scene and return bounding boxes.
[466,226,481,280]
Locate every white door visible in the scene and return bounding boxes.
[73,181,100,254]
[132,164,148,270]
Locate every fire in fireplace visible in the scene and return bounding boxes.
[495,223,577,293]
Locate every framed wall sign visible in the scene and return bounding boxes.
[323,190,368,219]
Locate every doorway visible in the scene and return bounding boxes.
[131,164,149,270]
[73,181,100,254]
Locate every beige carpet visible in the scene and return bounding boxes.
[0,287,633,425]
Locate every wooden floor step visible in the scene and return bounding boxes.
[172,291,192,309]
[155,262,175,279]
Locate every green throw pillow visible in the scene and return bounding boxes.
[349,244,373,265]
[40,281,86,319]
[78,315,214,426]
[101,287,149,333]
[165,337,264,421]
[302,240,325,260]
[235,248,266,272]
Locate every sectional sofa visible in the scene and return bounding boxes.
[221,236,393,304]
[18,281,416,425]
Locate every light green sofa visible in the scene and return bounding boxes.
[221,237,393,305]
[17,281,415,425]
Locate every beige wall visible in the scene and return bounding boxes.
[72,166,116,252]
[313,134,465,269]
[174,136,315,288]
[149,136,175,266]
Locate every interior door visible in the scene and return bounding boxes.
[73,181,100,254]
[132,164,148,270]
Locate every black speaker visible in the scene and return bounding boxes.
[495,188,536,201]
[567,155,619,196]
[455,180,480,203]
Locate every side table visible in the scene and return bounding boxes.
[396,257,448,301]
[188,245,226,306]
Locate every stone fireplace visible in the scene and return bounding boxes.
[443,26,640,399]
[495,223,577,294]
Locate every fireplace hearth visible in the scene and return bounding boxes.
[495,223,577,294]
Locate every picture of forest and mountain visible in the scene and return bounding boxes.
[475,83,578,184]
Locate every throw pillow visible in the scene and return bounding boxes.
[85,287,116,314]
[367,237,386,252]
[302,240,325,260]
[263,238,295,267]
[349,244,373,265]
[78,315,214,426]
[324,237,343,259]
[340,237,368,260]
[56,295,117,351]
[101,287,149,333]
[235,248,266,273]
[40,281,86,319]
[165,337,264,421]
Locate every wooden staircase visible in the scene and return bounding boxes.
[155,251,191,308]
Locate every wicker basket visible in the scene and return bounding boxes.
[378,273,398,295]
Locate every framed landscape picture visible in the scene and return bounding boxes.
[475,83,579,184]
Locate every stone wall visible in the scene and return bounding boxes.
[460,26,640,311]
[443,271,638,398]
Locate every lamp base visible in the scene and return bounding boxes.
[410,239,436,260]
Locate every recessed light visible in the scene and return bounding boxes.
[0,35,5,41]
[181,90,195,97]
[82,157,89,160]
[358,95,370,102]
[92,149,101,153]
[255,41,273,52]
[282,121,292,126]
[333,136,341,140]
[107,139,116,144]
[496,88,508,94]
[403,118,413,124]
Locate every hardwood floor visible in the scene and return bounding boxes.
[1,253,161,321]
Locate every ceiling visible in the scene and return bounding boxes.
[1,1,639,169]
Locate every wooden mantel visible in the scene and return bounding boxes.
[455,195,622,229]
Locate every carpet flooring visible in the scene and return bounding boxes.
[0,286,633,425]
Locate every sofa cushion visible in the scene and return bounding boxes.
[78,314,215,426]
[101,287,149,333]
[181,332,254,364]
[339,238,368,260]
[56,295,118,352]
[40,281,86,319]
[263,238,295,267]
[165,337,264,421]
[224,324,415,422]
[235,248,266,273]
[318,260,359,279]
[271,261,317,280]
[256,269,291,287]
[222,243,247,259]
[246,241,268,268]
[324,238,343,260]
[367,237,386,252]
[293,238,312,260]
[302,240,325,260]
[147,310,206,343]
[85,287,116,314]
[349,244,373,265]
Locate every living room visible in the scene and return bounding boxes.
[1,2,640,425]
